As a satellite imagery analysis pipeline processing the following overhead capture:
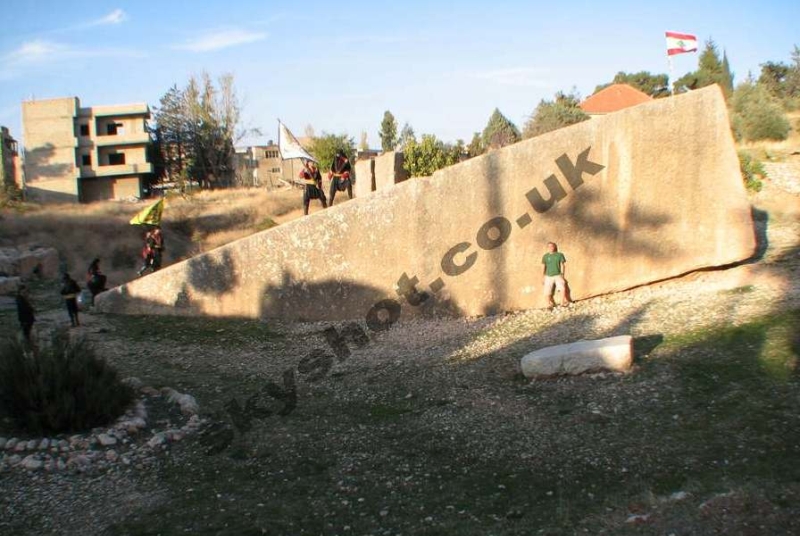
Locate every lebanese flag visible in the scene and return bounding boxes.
[665,31,698,56]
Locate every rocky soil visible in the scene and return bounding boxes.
[0,175,798,535]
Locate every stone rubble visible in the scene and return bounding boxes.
[0,378,205,474]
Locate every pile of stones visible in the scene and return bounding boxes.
[0,379,205,473]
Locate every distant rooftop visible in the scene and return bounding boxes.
[580,84,652,115]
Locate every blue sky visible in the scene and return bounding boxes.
[1,0,798,148]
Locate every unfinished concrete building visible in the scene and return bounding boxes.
[0,126,22,193]
[22,97,153,203]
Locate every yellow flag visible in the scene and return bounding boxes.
[129,199,164,226]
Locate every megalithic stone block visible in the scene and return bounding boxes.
[520,335,633,378]
[96,86,755,322]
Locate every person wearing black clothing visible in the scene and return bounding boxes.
[60,273,81,327]
[327,150,352,206]
[151,226,165,270]
[300,160,328,215]
[15,285,35,343]
[86,257,107,305]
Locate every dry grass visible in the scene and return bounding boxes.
[0,186,304,286]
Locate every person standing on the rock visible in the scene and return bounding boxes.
[328,150,352,206]
[60,272,81,327]
[300,160,327,215]
[138,228,156,276]
[16,284,35,343]
[542,242,571,309]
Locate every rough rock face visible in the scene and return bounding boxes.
[520,335,633,378]
[97,86,756,322]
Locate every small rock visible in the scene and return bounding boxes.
[0,437,6,449]
[7,454,22,467]
[14,441,27,452]
[97,433,117,447]
[26,439,38,450]
[5,438,18,450]
[147,433,167,449]
[106,450,119,463]
[122,377,144,390]
[38,438,50,450]
[21,455,43,471]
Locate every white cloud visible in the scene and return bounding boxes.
[92,9,128,26]
[175,29,267,52]
[0,39,144,79]
[4,40,70,66]
[471,67,551,88]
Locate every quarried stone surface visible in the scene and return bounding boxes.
[97,86,755,321]
[520,335,633,378]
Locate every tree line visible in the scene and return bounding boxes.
[148,42,799,187]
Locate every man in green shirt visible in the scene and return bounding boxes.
[542,242,571,309]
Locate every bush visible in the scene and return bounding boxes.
[0,335,135,435]
[731,82,791,141]
[738,151,766,192]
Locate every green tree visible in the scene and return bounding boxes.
[403,134,459,177]
[730,81,790,141]
[152,73,255,189]
[306,133,356,173]
[379,111,398,151]
[786,45,800,105]
[481,108,520,150]
[467,132,484,157]
[673,39,733,98]
[398,122,415,151]
[758,61,791,101]
[522,91,589,139]
[595,71,670,98]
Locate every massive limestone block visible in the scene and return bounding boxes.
[97,86,755,321]
[520,335,633,378]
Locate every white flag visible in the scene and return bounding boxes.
[278,120,316,162]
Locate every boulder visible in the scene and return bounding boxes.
[521,335,633,378]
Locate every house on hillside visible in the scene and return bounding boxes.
[1,126,22,193]
[22,97,153,203]
[579,83,653,118]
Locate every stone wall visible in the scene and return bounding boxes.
[96,86,756,321]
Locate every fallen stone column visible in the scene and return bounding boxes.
[521,335,633,378]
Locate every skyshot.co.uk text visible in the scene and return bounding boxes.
[217,147,605,439]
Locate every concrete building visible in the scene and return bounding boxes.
[22,97,153,203]
[0,126,22,193]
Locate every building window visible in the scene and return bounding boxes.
[106,122,124,135]
[81,154,91,166]
[271,167,281,173]
[108,153,125,165]
[80,124,90,136]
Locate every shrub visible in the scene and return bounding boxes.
[738,151,766,192]
[731,82,791,141]
[0,335,135,435]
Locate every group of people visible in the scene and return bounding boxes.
[299,150,353,215]
[138,226,165,276]
[14,256,109,343]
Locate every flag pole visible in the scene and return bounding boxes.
[668,55,674,95]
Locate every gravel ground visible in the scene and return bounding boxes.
[0,177,798,535]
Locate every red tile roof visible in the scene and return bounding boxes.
[579,84,652,114]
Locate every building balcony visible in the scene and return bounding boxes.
[79,162,153,178]
[94,132,150,147]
